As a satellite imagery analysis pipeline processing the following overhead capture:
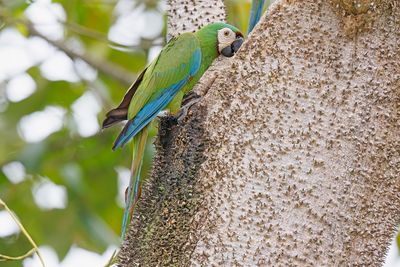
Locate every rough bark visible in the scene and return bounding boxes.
[166,0,226,39]
[119,0,400,266]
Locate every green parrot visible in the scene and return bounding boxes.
[102,22,243,239]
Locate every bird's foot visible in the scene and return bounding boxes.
[175,93,201,124]
[157,110,170,118]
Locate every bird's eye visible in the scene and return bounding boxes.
[224,30,229,36]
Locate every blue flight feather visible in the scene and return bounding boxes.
[189,48,201,74]
[118,48,201,239]
[247,0,265,34]
[113,79,185,150]
[112,48,201,150]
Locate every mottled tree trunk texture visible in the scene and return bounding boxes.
[119,0,400,266]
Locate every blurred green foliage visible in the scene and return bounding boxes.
[397,231,400,255]
[0,0,266,265]
[0,0,161,264]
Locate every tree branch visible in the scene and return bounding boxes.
[61,20,164,50]
[119,0,228,265]
[26,23,133,86]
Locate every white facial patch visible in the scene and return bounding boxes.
[217,28,236,53]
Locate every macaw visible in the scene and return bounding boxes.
[248,0,266,34]
[102,22,243,239]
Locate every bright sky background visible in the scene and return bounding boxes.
[0,0,399,266]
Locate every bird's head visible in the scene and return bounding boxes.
[197,22,244,58]
[217,26,244,57]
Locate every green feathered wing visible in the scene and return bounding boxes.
[103,32,202,239]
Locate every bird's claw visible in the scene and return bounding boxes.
[175,94,201,123]
[157,110,170,118]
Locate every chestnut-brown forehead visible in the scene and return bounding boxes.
[236,32,244,38]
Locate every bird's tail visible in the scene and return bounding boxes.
[247,0,265,34]
[120,126,148,239]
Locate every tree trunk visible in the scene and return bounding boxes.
[119,0,400,266]
[166,0,226,39]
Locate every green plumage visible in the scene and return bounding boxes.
[128,33,200,118]
[127,23,239,118]
[102,22,242,239]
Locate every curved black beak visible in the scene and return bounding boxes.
[221,36,244,57]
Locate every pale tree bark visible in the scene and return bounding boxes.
[166,0,226,39]
[119,0,400,266]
